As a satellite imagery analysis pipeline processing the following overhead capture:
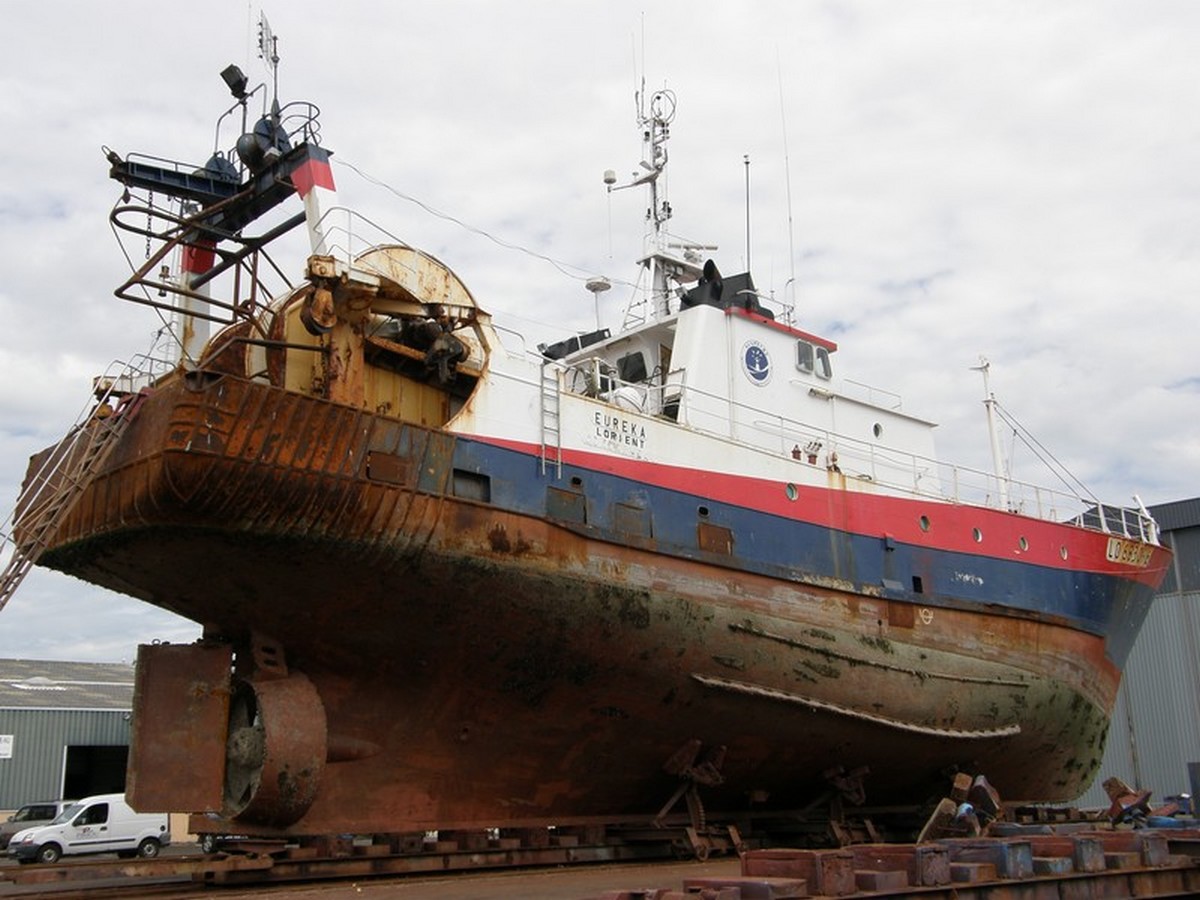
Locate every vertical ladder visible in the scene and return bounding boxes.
[0,382,143,614]
[539,360,562,478]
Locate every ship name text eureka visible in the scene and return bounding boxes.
[595,412,647,450]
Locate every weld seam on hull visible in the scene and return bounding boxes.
[728,621,1031,689]
[691,672,1023,739]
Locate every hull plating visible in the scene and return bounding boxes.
[26,372,1151,833]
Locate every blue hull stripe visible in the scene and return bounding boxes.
[451,438,1152,667]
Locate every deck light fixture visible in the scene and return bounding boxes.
[221,64,249,100]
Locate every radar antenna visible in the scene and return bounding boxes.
[608,82,704,323]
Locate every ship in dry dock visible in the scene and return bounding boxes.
[0,52,1171,841]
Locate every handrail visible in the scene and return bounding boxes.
[556,357,1160,544]
[0,341,177,611]
[308,206,409,269]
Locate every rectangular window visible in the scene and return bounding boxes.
[816,347,832,380]
[617,352,647,383]
[451,469,491,502]
[796,341,814,374]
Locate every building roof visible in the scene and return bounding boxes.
[0,659,134,711]
[1150,497,1200,533]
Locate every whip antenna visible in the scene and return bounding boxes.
[778,48,797,314]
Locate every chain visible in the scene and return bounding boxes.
[145,191,153,259]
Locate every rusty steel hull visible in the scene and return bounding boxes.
[29,372,1127,834]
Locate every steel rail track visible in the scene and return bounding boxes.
[2,824,1198,899]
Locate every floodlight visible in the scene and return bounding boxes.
[221,64,249,100]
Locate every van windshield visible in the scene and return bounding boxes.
[12,805,54,822]
[51,804,81,825]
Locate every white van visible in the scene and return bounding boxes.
[0,800,74,850]
[6,793,170,864]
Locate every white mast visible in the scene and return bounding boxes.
[973,356,1010,511]
[609,85,704,322]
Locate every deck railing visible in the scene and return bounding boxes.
[554,355,1160,544]
[0,343,178,612]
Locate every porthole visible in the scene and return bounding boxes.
[1018,536,1028,552]
[698,505,710,518]
[873,423,883,439]
[972,527,983,543]
[1060,545,1069,560]
[918,515,930,532]
[785,483,799,501]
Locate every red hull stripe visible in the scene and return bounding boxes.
[474,435,1170,585]
[292,146,335,199]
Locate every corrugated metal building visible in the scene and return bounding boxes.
[1076,497,1200,809]
[0,659,134,809]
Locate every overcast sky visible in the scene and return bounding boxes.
[1,1,1198,662]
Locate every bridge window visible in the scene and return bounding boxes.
[815,346,832,380]
[797,341,833,379]
[796,341,813,374]
[617,352,647,383]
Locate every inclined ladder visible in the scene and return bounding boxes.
[539,361,562,477]
[0,374,145,614]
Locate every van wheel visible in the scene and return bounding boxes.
[36,843,61,864]
[137,838,161,858]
